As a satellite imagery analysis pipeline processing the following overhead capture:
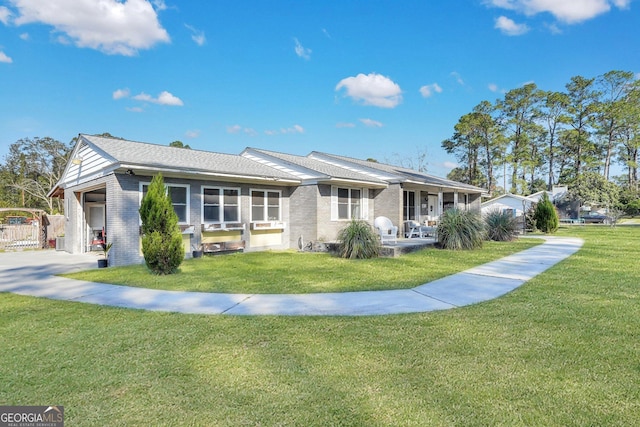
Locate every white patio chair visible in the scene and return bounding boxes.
[374,216,398,245]
[404,220,423,238]
[404,220,437,238]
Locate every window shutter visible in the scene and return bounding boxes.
[362,188,369,220]
[331,186,338,220]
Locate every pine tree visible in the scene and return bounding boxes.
[139,173,185,274]
[533,192,559,233]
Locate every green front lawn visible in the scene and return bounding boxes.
[1,227,639,426]
[64,239,539,293]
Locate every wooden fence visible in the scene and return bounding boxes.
[0,214,65,251]
[0,224,40,250]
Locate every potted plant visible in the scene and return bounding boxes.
[192,244,203,258]
[98,242,112,268]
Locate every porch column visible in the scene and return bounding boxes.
[453,191,459,209]
[438,190,443,217]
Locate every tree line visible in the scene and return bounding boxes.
[442,70,640,202]
[0,134,191,214]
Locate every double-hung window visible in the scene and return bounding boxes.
[202,187,240,223]
[140,182,190,224]
[251,190,281,222]
[331,186,368,220]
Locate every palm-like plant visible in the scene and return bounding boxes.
[437,208,485,250]
[337,220,381,259]
[484,209,519,241]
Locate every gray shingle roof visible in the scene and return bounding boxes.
[82,134,300,182]
[246,148,388,185]
[76,134,484,193]
[310,151,486,193]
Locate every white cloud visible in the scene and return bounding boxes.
[156,91,183,106]
[19,32,29,40]
[545,22,563,34]
[0,51,12,63]
[8,0,170,56]
[443,161,458,170]
[0,6,10,24]
[126,106,144,113]
[336,73,402,108]
[294,38,311,60]
[419,83,443,98]
[112,88,130,100]
[495,16,529,35]
[322,28,331,38]
[450,71,465,85]
[227,125,257,136]
[132,91,183,106]
[485,0,631,24]
[359,118,383,128]
[185,130,200,138]
[229,124,304,136]
[133,92,153,102]
[227,125,242,134]
[262,125,306,135]
[279,124,305,134]
[151,0,167,11]
[185,24,206,46]
[488,83,499,92]
[336,122,356,128]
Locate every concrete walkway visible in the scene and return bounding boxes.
[0,236,583,316]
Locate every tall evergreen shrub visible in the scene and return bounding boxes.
[533,192,559,233]
[139,174,185,274]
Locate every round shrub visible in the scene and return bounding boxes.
[437,208,485,250]
[484,209,519,241]
[337,220,381,259]
[625,199,640,216]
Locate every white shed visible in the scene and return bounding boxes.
[481,193,535,217]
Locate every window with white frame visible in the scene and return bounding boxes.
[140,182,190,224]
[403,191,417,220]
[251,190,281,222]
[202,187,240,223]
[331,186,368,220]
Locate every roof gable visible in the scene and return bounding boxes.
[84,135,299,182]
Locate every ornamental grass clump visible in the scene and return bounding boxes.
[484,209,519,241]
[337,220,381,259]
[139,173,185,274]
[437,208,485,250]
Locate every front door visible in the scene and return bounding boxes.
[427,195,439,222]
[85,203,105,251]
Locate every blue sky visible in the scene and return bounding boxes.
[1,0,639,177]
